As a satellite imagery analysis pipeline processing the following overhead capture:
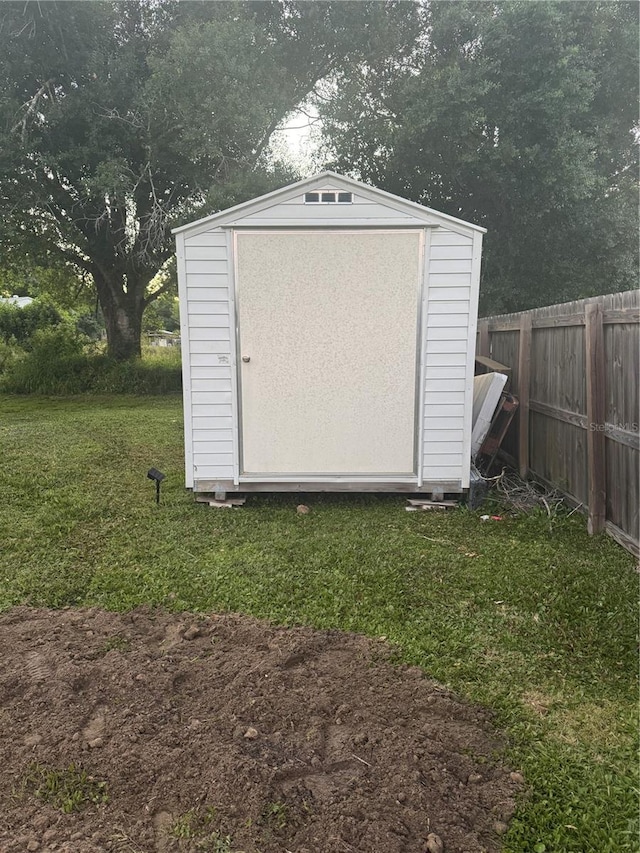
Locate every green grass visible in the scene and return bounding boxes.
[0,395,637,852]
[169,806,235,850]
[18,763,108,813]
[261,800,290,831]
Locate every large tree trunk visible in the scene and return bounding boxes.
[102,298,144,361]
[94,270,147,361]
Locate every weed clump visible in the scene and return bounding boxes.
[169,806,234,850]
[19,762,108,813]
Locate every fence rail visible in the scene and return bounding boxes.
[477,290,639,556]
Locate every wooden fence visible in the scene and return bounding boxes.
[477,290,639,556]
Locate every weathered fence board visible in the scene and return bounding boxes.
[529,412,589,504]
[477,290,639,556]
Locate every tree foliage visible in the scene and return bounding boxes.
[0,1,419,358]
[0,255,92,312]
[320,1,639,314]
[0,298,63,348]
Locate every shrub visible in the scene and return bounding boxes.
[0,328,182,395]
[1,325,95,394]
[0,298,63,348]
[0,341,19,374]
[75,312,104,341]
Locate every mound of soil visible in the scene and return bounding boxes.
[0,608,521,853]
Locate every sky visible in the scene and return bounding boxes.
[270,106,322,176]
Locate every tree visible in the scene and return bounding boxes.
[319,1,638,314]
[0,255,92,311]
[0,1,420,359]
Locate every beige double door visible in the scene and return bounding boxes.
[235,230,422,476]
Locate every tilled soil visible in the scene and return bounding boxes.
[0,607,522,853]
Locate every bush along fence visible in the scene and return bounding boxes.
[477,290,639,556]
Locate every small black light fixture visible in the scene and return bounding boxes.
[147,468,166,504]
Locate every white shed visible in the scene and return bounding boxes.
[173,172,485,499]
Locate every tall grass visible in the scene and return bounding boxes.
[0,326,182,394]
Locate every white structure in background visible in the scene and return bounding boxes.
[173,172,485,499]
[0,295,34,308]
[148,330,180,348]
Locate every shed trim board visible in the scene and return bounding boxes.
[177,172,483,495]
[194,478,463,493]
[230,220,441,229]
[225,226,241,486]
[417,226,432,488]
[415,227,428,485]
[175,231,194,488]
[461,231,484,487]
[234,229,423,477]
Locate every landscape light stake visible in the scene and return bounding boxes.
[147,468,166,505]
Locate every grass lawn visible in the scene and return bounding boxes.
[0,394,637,852]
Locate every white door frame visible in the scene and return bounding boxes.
[231,227,427,482]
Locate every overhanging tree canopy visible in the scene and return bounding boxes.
[0,0,419,359]
[319,1,639,314]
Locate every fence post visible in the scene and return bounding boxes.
[518,313,532,479]
[585,299,606,534]
[478,319,490,357]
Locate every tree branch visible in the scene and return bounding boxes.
[143,269,174,307]
[57,246,95,276]
[12,79,56,143]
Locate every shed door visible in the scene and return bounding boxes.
[235,230,422,476]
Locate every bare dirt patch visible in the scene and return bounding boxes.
[0,607,521,852]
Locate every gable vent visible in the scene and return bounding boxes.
[304,191,353,204]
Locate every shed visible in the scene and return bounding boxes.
[173,171,485,499]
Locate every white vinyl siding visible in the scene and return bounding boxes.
[185,260,228,275]
[181,227,235,484]
[184,245,227,260]
[232,199,415,225]
[422,228,476,486]
[230,189,420,226]
[429,273,474,287]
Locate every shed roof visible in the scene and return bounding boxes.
[172,171,486,236]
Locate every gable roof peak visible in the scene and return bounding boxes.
[172,171,486,235]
